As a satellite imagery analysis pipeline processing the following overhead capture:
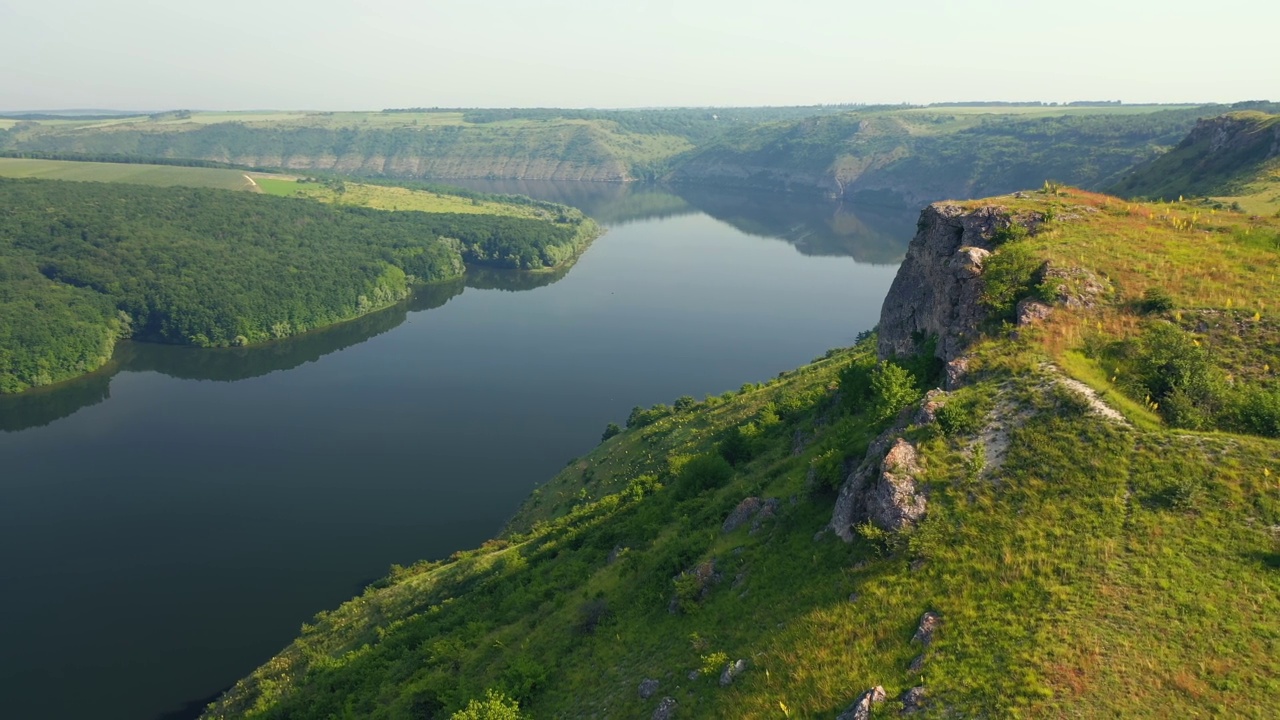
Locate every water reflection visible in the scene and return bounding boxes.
[0,181,915,433]
[449,179,916,264]
[0,271,560,432]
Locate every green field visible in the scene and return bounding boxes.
[256,177,555,218]
[0,157,257,190]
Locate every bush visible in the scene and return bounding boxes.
[675,453,734,499]
[936,395,985,436]
[452,690,522,720]
[600,423,622,442]
[1140,287,1175,313]
[981,242,1043,319]
[870,362,921,421]
[1231,385,1280,437]
[719,422,760,466]
[627,403,671,428]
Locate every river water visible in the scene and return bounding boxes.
[0,183,915,720]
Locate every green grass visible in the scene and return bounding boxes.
[198,189,1280,720]
[0,157,257,190]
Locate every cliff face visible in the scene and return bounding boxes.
[875,203,1007,362]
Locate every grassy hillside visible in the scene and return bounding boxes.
[1111,111,1280,215]
[202,190,1280,719]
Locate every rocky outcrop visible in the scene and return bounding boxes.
[836,686,886,720]
[900,686,928,714]
[830,433,927,541]
[652,696,678,720]
[913,611,940,647]
[878,204,1010,362]
[721,497,780,533]
[638,678,659,699]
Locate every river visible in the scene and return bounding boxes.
[0,183,915,719]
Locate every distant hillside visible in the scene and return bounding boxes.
[4,105,1275,205]
[667,106,1278,205]
[1110,111,1280,214]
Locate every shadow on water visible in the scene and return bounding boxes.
[0,266,573,433]
[149,687,231,720]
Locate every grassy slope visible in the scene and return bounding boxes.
[203,192,1280,719]
[1111,111,1280,215]
[0,157,257,190]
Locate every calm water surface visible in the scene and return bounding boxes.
[0,185,914,719]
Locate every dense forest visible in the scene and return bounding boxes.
[0,178,595,393]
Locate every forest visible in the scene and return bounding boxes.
[0,178,593,393]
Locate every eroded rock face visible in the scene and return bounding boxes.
[830,433,927,541]
[878,203,1009,362]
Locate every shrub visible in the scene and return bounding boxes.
[452,690,522,720]
[675,453,734,499]
[991,222,1030,245]
[1231,385,1280,437]
[600,423,622,442]
[627,403,671,428]
[719,422,760,466]
[870,362,921,421]
[981,242,1043,319]
[1140,287,1175,313]
[936,395,985,436]
[674,395,698,412]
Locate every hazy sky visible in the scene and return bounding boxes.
[2,0,1276,110]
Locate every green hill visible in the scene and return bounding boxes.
[1110,111,1280,215]
[201,189,1280,719]
[0,178,597,394]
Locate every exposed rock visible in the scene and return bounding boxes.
[1043,264,1109,309]
[722,497,764,533]
[901,686,927,714]
[639,678,660,700]
[865,439,927,531]
[944,356,970,390]
[878,204,1017,362]
[722,496,781,534]
[607,545,625,565]
[719,658,747,686]
[830,431,927,541]
[1015,298,1053,326]
[687,669,701,681]
[848,592,860,603]
[792,429,812,456]
[914,389,947,425]
[908,654,927,674]
[836,685,886,720]
[652,696,678,720]
[668,559,721,613]
[913,611,940,647]
[750,498,780,533]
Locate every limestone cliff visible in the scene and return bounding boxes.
[875,203,1008,362]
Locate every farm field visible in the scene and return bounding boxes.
[0,157,257,190]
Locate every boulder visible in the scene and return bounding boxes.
[722,497,763,533]
[901,686,927,714]
[719,658,747,686]
[944,356,970,390]
[864,439,927,532]
[836,685,886,720]
[914,389,947,425]
[1015,298,1053,326]
[638,678,659,700]
[912,611,940,647]
[652,696,678,720]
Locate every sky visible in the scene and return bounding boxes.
[1,0,1276,111]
